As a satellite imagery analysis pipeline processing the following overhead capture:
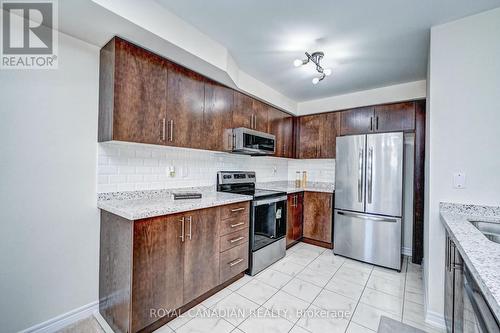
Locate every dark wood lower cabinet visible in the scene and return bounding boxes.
[99,201,250,333]
[302,192,333,247]
[286,192,303,247]
[183,209,220,303]
[132,214,184,332]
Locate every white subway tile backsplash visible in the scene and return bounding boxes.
[96,142,335,193]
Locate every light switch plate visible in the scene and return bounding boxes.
[453,172,466,189]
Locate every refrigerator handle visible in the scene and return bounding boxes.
[337,210,398,223]
[367,147,373,204]
[358,149,363,203]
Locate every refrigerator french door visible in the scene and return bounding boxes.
[334,132,404,270]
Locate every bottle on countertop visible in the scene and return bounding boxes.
[295,171,301,188]
[302,171,307,187]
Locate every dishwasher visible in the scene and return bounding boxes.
[444,233,500,333]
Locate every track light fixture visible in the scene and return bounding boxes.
[294,51,332,84]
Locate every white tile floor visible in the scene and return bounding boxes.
[66,242,444,333]
[154,242,445,333]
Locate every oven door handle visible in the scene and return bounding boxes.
[252,196,288,206]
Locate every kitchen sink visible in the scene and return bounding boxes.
[468,220,500,244]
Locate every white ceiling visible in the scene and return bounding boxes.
[155,0,500,102]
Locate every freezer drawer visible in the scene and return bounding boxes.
[333,210,402,270]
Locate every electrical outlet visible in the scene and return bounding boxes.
[453,172,466,189]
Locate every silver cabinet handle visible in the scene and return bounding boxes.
[161,118,166,141]
[375,116,379,131]
[230,236,244,243]
[250,114,254,129]
[169,120,174,142]
[445,236,449,271]
[358,149,363,203]
[187,216,192,240]
[370,116,373,131]
[231,207,245,212]
[230,222,245,228]
[254,114,257,129]
[229,258,244,267]
[367,147,373,204]
[179,217,185,242]
[337,211,397,223]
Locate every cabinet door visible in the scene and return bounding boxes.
[268,107,293,157]
[303,192,333,243]
[166,63,205,149]
[293,193,304,240]
[131,215,184,332]
[204,81,233,151]
[183,208,220,303]
[252,99,269,132]
[340,107,374,135]
[374,102,415,132]
[298,115,322,159]
[319,112,340,158]
[233,91,253,129]
[286,194,296,246]
[111,38,168,145]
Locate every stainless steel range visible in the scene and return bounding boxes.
[217,171,287,275]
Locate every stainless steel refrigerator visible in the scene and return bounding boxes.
[334,132,404,270]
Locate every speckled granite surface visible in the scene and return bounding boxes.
[440,202,500,321]
[256,181,335,194]
[97,187,252,220]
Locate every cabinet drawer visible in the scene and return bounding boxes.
[220,202,249,220]
[220,229,249,253]
[220,243,249,283]
[219,215,249,236]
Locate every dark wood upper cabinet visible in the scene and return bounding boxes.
[303,192,333,244]
[131,214,184,332]
[252,99,269,132]
[166,63,206,149]
[99,37,168,144]
[340,106,375,136]
[374,102,415,132]
[232,91,268,131]
[319,112,340,158]
[298,114,322,159]
[268,107,294,158]
[183,208,220,303]
[232,91,254,129]
[204,81,234,151]
[297,112,339,159]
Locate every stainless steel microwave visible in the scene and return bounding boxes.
[228,127,276,155]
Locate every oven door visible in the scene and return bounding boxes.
[251,196,287,252]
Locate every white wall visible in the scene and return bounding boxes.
[97,142,290,192]
[424,7,500,326]
[97,142,337,193]
[287,159,335,183]
[297,80,427,115]
[0,32,100,331]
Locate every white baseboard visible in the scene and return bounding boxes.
[401,246,413,257]
[20,301,99,333]
[425,309,447,330]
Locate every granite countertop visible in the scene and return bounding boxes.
[256,181,335,194]
[97,187,252,220]
[440,202,500,321]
